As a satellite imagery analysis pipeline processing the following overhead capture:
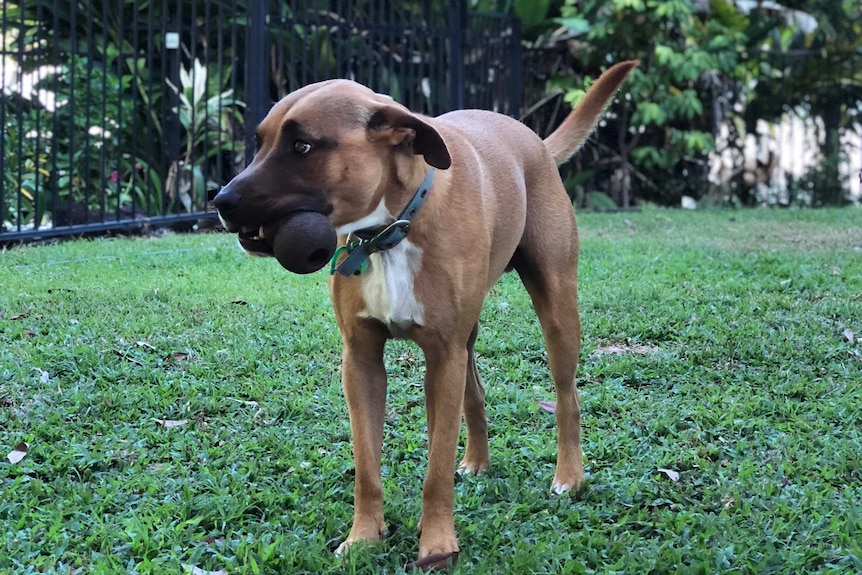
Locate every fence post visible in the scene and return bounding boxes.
[166,12,181,215]
[449,0,467,111]
[510,16,523,118]
[246,0,267,165]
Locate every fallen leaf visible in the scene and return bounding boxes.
[646,498,678,511]
[7,442,28,464]
[10,313,28,321]
[397,349,418,366]
[165,352,191,363]
[136,340,156,351]
[182,565,227,575]
[200,536,226,548]
[155,419,188,429]
[113,349,144,367]
[657,468,680,482]
[843,329,855,344]
[37,369,50,384]
[227,398,259,408]
[589,343,657,359]
[536,400,556,414]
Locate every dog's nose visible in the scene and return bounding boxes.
[212,185,240,213]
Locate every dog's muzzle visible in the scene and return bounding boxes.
[213,187,336,274]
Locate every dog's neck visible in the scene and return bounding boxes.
[384,154,433,217]
[332,162,435,277]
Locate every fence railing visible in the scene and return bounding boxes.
[1,0,521,242]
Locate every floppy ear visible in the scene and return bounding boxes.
[367,106,451,169]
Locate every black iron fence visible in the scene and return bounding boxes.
[1,0,521,242]
[250,1,521,141]
[1,1,247,240]
[6,1,853,243]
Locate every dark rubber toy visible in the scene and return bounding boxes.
[272,211,336,274]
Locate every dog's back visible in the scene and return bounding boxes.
[426,61,639,277]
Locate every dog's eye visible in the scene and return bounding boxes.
[294,140,312,155]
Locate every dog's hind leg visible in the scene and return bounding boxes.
[459,322,490,474]
[515,182,584,494]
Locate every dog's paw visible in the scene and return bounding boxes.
[417,532,459,561]
[457,457,490,476]
[416,517,459,562]
[405,551,459,572]
[551,468,585,495]
[551,480,574,495]
[334,514,387,556]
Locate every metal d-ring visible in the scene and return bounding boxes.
[367,219,411,253]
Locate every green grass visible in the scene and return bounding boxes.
[2,207,861,574]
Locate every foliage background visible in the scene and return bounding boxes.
[2,0,861,236]
[489,0,862,207]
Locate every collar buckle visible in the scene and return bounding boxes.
[331,167,435,277]
[365,219,411,253]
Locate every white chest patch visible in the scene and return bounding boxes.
[359,239,424,328]
[336,200,389,236]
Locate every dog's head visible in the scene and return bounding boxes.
[212,80,451,274]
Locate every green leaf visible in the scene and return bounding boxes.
[654,45,677,67]
[516,0,551,30]
[634,102,667,126]
[709,0,750,30]
[564,88,587,107]
[553,17,591,34]
[613,0,646,11]
[631,145,664,168]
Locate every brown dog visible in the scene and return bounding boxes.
[213,61,636,562]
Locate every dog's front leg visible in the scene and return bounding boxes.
[416,341,469,559]
[335,327,388,555]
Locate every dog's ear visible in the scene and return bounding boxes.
[367,106,451,169]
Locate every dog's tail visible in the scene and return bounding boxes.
[543,60,638,167]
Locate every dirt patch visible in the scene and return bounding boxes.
[588,343,658,360]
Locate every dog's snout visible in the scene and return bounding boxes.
[212,185,240,213]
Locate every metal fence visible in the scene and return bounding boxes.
[0,0,521,242]
[6,1,854,244]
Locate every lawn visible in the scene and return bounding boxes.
[1,208,861,574]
